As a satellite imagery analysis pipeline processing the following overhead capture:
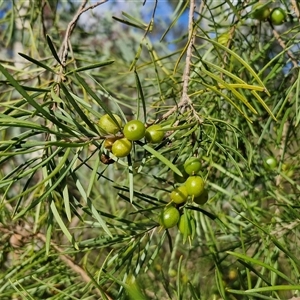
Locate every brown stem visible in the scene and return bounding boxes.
[59,0,109,67]
[160,0,198,122]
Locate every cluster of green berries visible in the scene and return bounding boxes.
[160,157,209,239]
[251,4,287,25]
[98,114,164,159]
[99,114,209,241]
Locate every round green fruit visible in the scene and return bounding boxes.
[170,185,188,204]
[145,124,164,144]
[174,165,189,183]
[185,176,205,197]
[264,156,277,170]
[160,206,180,229]
[111,138,132,157]
[123,120,146,141]
[251,3,270,21]
[194,189,209,205]
[98,114,122,134]
[270,7,286,25]
[184,157,201,175]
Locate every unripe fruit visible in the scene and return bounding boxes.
[160,206,180,229]
[123,120,146,141]
[264,156,277,170]
[251,3,270,21]
[98,114,122,134]
[145,124,164,144]
[185,176,205,197]
[270,7,286,25]
[194,189,209,205]
[170,185,188,204]
[111,138,132,157]
[174,165,189,183]
[228,269,238,281]
[168,269,177,277]
[184,157,201,175]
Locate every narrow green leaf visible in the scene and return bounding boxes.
[134,69,147,122]
[200,36,270,95]
[112,16,145,30]
[60,83,98,133]
[12,147,71,217]
[227,289,279,299]
[227,251,295,285]
[127,155,134,203]
[66,60,114,74]
[18,52,56,73]
[71,172,112,238]
[63,184,71,222]
[202,82,252,123]
[251,90,276,121]
[142,144,183,177]
[201,68,258,114]
[75,73,122,129]
[21,85,50,92]
[0,63,78,136]
[86,154,100,198]
[46,208,53,255]
[215,267,226,299]
[46,35,62,65]
[122,12,147,27]
[246,285,300,293]
[295,69,300,126]
[209,161,242,183]
[160,1,188,42]
[130,43,143,71]
[50,200,78,249]
[199,60,265,92]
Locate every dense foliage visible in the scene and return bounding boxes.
[0,1,300,299]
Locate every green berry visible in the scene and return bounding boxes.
[185,176,205,197]
[251,3,270,21]
[170,185,188,204]
[160,206,180,229]
[264,156,277,170]
[98,114,122,134]
[194,189,209,205]
[184,157,201,175]
[123,120,146,141]
[270,7,286,25]
[111,138,132,157]
[145,124,164,144]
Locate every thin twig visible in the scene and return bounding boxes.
[2,203,112,299]
[36,233,112,299]
[160,0,197,121]
[291,0,300,19]
[59,0,109,67]
[271,28,298,68]
[271,22,297,188]
[181,0,196,105]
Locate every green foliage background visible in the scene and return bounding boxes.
[0,1,300,299]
